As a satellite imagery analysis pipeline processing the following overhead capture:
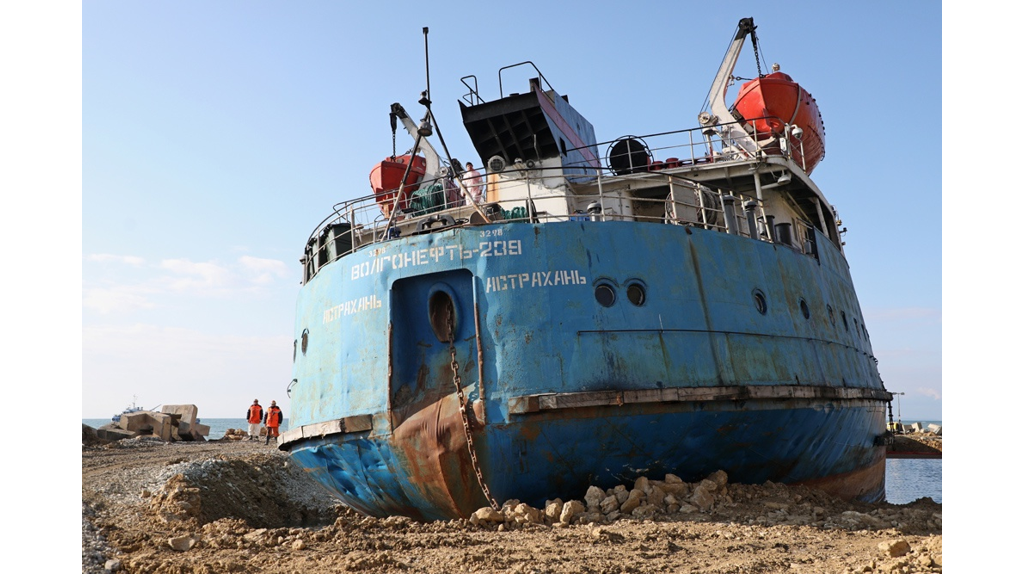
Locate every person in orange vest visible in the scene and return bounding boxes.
[263,400,284,445]
[246,399,263,441]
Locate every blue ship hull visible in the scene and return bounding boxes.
[283,221,889,519]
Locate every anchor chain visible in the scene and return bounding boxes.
[446,306,500,511]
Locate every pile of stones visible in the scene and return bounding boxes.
[470,470,728,529]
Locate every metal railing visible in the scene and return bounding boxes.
[300,117,810,283]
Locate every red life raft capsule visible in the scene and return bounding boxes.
[733,71,826,174]
[369,155,427,216]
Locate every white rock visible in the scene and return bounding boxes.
[584,486,605,508]
[167,534,199,551]
[560,500,585,524]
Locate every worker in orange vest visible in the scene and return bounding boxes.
[246,399,263,441]
[263,400,284,445]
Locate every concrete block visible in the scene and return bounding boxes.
[119,412,155,433]
[149,412,173,441]
[97,425,135,441]
[191,423,210,437]
[161,405,198,428]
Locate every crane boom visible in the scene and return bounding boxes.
[700,18,758,156]
[390,103,441,178]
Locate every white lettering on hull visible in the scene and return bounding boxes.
[485,270,588,293]
[323,295,382,323]
[351,240,524,280]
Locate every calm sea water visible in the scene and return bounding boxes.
[83,418,941,505]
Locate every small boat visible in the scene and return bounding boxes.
[111,396,147,423]
[281,19,892,520]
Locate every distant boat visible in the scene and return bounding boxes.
[110,396,149,423]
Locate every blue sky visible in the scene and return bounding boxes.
[72,1,944,420]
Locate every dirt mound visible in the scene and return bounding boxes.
[148,453,341,528]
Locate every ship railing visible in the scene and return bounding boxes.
[300,117,809,283]
[563,115,801,177]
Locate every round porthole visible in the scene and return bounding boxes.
[827,305,835,326]
[595,283,616,307]
[626,282,646,306]
[753,289,768,315]
[301,329,309,354]
[799,299,810,320]
[428,289,457,342]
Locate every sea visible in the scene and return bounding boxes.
[83,417,941,505]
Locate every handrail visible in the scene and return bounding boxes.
[300,115,812,284]
[498,61,554,99]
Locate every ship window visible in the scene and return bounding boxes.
[841,311,848,331]
[301,329,309,354]
[799,299,810,320]
[753,289,768,315]
[853,318,860,338]
[827,305,835,326]
[626,282,646,306]
[293,339,297,362]
[595,283,616,307]
[428,290,457,342]
[560,138,568,157]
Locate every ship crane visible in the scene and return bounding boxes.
[389,102,442,180]
[699,17,760,157]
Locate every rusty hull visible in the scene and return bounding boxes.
[285,221,890,518]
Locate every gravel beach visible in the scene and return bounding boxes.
[82,428,941,573]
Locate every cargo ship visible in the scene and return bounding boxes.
[280,18,893,520]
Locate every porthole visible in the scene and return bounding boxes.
[799,299,810,320]
[853,318,860,338]
[595,283,616,307]
[626,282,646,306]
[293,339,297,362]
[827,305,835,326]
[428,289,457,342]
[841,311,848,331]
[752,289,768,315]
[301,329,309,353]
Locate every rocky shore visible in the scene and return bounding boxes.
[82,427,941,573]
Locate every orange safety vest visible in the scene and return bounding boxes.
[266,406,283,428]
[248,404,263,424]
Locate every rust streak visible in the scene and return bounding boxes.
[474,301,485,414]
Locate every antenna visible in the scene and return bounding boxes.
[422,27,430,102]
